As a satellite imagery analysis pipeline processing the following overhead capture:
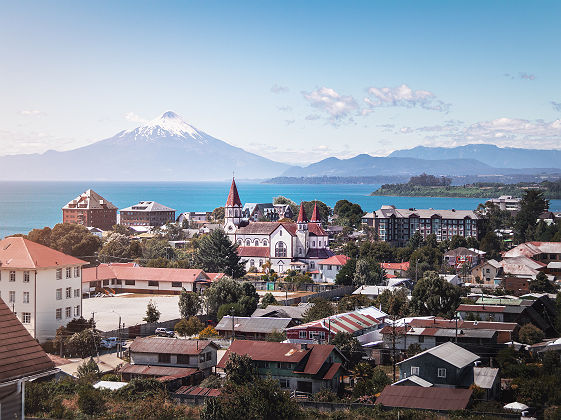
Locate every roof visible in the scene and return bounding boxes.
[215,316,292,334]
[392,375,433,387]
[175,385,221,397]
[236,246,270,258]
[407,318,517,332]
[0,297,56,382]
[473,367,499,389]
[129,337,217,355]
[62,189,117,210]
[397,342,478,369]
[305,248,334,259]
[286,307,383,335]
[297,202,307,223]
[381,262,410,271]
[82,264,209,283]
[120,201,175,212]
[376,386,472,411]
[217,340,341,376]
[310,202,320,223]
[318,255,349,266]
[457,304,506,313]
[308,223,327,236]
[374,205,479,220]
[444,247,481,258]
[0,237,87,269]
[353,285,405,296]
[503,242,561,259]
[206,273,225,282]
[226,178,242,207]
[120,364,198,379]
[93,381,128,391]
[235,221,297,236]
[251,304,312,320]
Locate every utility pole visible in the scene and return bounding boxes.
[118,315,122,358]
[415,259,419,283]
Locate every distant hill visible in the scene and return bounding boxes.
[280,154,560,178]
[389,144,561,169]
[0,111,290,181]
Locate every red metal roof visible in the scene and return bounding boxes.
[120,364,198,378]
[236,247,270,258]
[82,264,209,283]
[297,202,308,223]
[409,318,517,332]
[376,386,472,411]
[129,337,217,355]
[457,304,506,313]
[0,237,87,269]
[176,385,221,397]
[0,298,56,382]
[226,178,242,207]
[318,255,349,266]
[323,362,342,380]
[381,262,410,271]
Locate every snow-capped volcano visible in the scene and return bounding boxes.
[0,111,291,181]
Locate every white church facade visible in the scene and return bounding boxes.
[223,179,333,274]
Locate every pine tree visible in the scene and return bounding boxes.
[143,300,161,323]
[193,229,246,278]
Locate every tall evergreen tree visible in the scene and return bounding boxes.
[194,229,245,278]
[515,190,549,243]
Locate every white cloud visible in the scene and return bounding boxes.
[245,141,358,165]
[0,129,81,155]
[124,112,148,123]
[364,84,450,112]
[519,72,536,80]
[20,110,44,116]
[271,84,289,94]
[302,87,359,122]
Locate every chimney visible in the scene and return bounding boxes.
[300,343,308,350]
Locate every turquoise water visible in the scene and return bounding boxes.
[1,181,560,239]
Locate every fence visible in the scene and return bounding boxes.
[277,285,356,305]
[101,315,215,338]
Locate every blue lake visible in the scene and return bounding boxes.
[1,181,560,239]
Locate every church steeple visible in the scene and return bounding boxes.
[224,177,242,233]
[297,202,308,231]
[310,201,321,224]
[226,178,242,207]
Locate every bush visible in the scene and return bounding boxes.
[518,323,545,345]
[116,378,166,401]
[175,316,206,337]
[78,385,105,415]
[198,326,219,339]
[77,357,100,379]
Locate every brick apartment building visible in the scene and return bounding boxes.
[62,189,118,231]
[362,205,480,246]
[119,201,176,227]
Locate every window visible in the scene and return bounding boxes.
[177,354,189,364]
[246,239,251,246]
[279,229,282,236]
[148,281,158,287]
[199,354,206,363]
[158,353,171,363]
[74,289,80,297]
[66,287,72,298]
[66,267,72,278]
[22,312,31,324]
[437,368,447,378]
[328,265,332,270]
[206,352,212,361]
[275,241,287,258]
[418,336,424,343]
[74,305,80,316]
[24,271,30,283]
[9,291,15,303]
[56,288,62,300]
[56,269,62,280]
[74,266,81,277]
[9,271,15,282]
[23,292,30,303]
[299,330,307,339]
[411,366,419,376]
[172,282,182,288]
[56,308,62,320]
[250,259,255,267]
[259,259,263,267]
[312,241,315,247]
[65,307,71,318]
[263,240,268,246]
[103,280,109,286]
[310,262,315,269]
[125,280,135,286]
[279,379,290,388]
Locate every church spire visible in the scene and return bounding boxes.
[310,201,320,223]
[297,202,308,231]
[226,177,241,207]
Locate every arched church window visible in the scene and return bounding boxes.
[250,259,255,267]
[275,241,287,258]
[312,241,316,247]
[246,239,251,246]
[237,239,242,245]
[263,239,268,246]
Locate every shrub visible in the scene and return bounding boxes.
[78,385,105,415]
[175,316,206,337]
[198,326,219,339]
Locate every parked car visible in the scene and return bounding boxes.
[155,328,174,337]
[101,337,118,349]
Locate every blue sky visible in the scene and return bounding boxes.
[1,0,560,164]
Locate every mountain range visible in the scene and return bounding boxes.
[0,111,289,181]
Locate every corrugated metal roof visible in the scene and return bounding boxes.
[397,342,479,369]
[473,367,499,389]
[376,385,472,411]
[129,337,216,355]
[215,316,292,334]
[251,304,311,320]
[176,385,221,397]
[120,364,198,378]
[392,375,433,387]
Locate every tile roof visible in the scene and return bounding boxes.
[376,385,472,411]
[0,297,56,382]
[226,178,242,207]
[120,201,175,212]
[318,255,349,266]
[380,262,410,271]
[62,189,117,210]
[236,246,270,258]
[120,364,198,378]
[129,337,217,355]
[215,316,292,334]
[82,264,209,283]
[397,342,479,369]
[0,237,87,269]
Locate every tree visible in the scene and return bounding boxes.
[143,300,161,323]
[530,272,557,293]
[410,271,462,318]
[26,226,52,246]
[142,238,174,261]
[407,245,443,281]
[373,288,410,316]
[334,199,365,228]
[198,325,219,339]
[99,232,142,263]
[408,231,424,249]
[46,223,102,262]
[224,353,257,385]
[353,257,385,286]
[66,316,96,334]
[261,292,278,308]
[211,207,225,223]
[518,323,545,345]
[302,200,330,225]
[302,298,335,323]
[194,229,245,278]
[65,329,101,358]
[174,316,205,337]
[337,295,372,312]
[266,330,286,342]
[239,282,259,315]
[351,365,391,398]
[178,289,202,318]
[335,258,356,285]
[515,190,549,242]
[162,223,185,241]
[449,235,468,250]
[77,357,100,378]
[479,231,502,260]
[331,332,363,368]
[217,302,245,320]
[78,386,105,416]
[204,277,257,315]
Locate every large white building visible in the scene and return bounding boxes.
[0,237,87,342]
[223,178,333,273]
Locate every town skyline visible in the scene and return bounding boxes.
[1,1,560,165]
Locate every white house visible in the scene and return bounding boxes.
[316,255,350,283]
[0,237,87,342]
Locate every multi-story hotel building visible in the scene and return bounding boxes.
[0,237,87,342]
[62,189,118,231]
[119,201,176,227]
[362,205,480,246]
